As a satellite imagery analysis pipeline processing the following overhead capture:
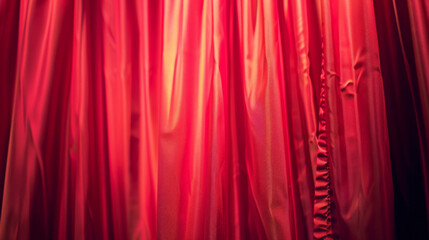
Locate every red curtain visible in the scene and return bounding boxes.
[0,0,428,239]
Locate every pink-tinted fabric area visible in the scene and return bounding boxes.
[0,0,428,239]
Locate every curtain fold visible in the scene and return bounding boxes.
[0,0,427,239]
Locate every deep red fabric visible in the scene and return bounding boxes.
[0,0,427,239]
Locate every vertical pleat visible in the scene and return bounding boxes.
[1,0,427,239]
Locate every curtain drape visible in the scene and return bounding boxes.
[0,0,428,239]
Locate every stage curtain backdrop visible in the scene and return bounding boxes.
[0,0,428,239]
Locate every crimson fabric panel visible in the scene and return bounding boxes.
[0,0,428,239]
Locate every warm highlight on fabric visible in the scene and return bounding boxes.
[0,0,428,239]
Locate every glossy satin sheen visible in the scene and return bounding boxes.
[0,0,428,239]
